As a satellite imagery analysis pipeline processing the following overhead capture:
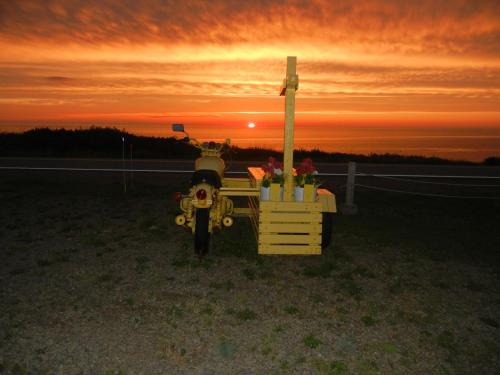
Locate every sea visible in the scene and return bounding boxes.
[2,123,499,162]
[173,123,500,162]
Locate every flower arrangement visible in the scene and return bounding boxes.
[261,156,284,187]
[294,158,320,187]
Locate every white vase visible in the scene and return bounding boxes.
[260,186,270,201]
[295,186,304,202]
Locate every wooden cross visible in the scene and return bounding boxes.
[280,56,299,201]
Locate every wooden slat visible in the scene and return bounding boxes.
[222,177,252,188]
[260,201,322,212]
[248,196,259,239]
[219,187,259,197]
[248,167,265,187]
[259,244,321,255]
[249,217,258,239]
[260,234,321,245]
[249,188,326,255]
[317,188,337,213]
[233,207,251,216]
[260,212,322,223]
[248,196,259,215]
[259,223,321,233]
[249,213,258,238]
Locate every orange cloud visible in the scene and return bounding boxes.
[0,0,498,145]
[1,1,499,57]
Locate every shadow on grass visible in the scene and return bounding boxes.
[332,190,500,264]
[210,217,258,261]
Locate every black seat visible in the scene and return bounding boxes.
[191,169,222,188]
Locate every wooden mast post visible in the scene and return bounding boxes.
[245,56,336,255]
[280,56,299,201]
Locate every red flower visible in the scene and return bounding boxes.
[261,164,274,175]
[295,158,320,186]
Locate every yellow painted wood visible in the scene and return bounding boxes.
[249,217,258,239]
[248,197,258,217]
[260,212,322,223]
[257,198,323,254]
[248,196,259,237]
[260,234,321,244]
[260,201,322,212]
[222,177,252,188]
[270,183,282,201]
[304,184,316,202]
[317,189,337,213]
[243,58,336,255]
[219,187,259,197]
[259,245,321,255]
[233,207,251,216]
[259,223,321,232]
[281,56,299,202]
[248,167,265,188]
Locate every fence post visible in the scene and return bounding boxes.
[340,161,358,215]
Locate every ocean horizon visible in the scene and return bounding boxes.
[1,123,499,162]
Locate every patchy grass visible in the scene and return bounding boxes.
[436,330,458,354]
[235,308,258,321]
[36,259,51,267]
[361,314,377,327]
[217,341,236,359]
[330,360,349,374]
[283,305,299,315]
[242,268,256,280]
[303,334,321,349]
[302,261,336,278]
[209,280,234,291]
[382,342,397,353]
[171,257,214,269]
[0,171,499,374]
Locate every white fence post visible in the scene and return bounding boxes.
[341,161,358,215]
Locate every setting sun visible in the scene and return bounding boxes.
[0,0,498,161]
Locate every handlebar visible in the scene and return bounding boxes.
[189,138,230,153]
[171,124,230,154]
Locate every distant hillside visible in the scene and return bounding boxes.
[1,127,496,165]
[0,127,198,159]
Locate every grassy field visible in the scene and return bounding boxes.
[0,171,499,374]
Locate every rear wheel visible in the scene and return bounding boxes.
[194,208,210,256]
[321,212,333,248]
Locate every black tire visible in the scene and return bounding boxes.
[321,212,333,248]
[194,208,210,256]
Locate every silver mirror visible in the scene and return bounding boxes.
[172,123,185,132]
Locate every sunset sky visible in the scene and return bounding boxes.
[0,0,499,159]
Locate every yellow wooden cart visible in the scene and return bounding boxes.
[219,56,336,255]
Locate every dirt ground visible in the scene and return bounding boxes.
[1,171,499,374]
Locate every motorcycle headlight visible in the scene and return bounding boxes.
[196,189,207,200]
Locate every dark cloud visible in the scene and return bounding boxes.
[46,76,71,81]
[1,60,498,100]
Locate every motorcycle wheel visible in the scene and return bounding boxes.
[194,208,210,256]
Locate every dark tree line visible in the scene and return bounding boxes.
[1,127,496,165]
[0,127,197,159]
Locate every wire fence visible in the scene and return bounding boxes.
[355,183,500,200]
[1,165,499,200]
[350,172,500,201]
[365,174,500,187]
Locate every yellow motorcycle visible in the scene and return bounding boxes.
[172,124,234,256]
